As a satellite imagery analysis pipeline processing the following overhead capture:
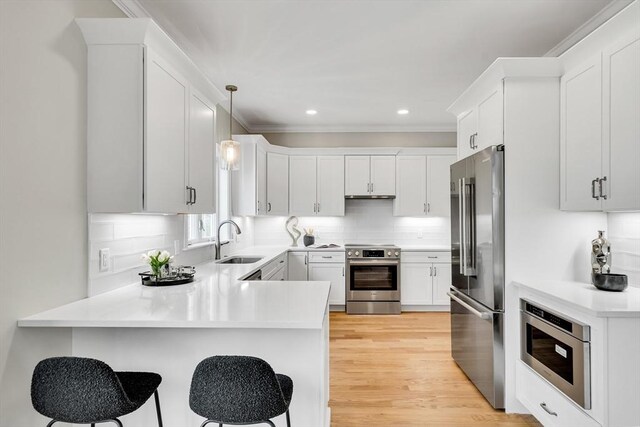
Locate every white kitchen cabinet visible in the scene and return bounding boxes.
[288,252,308,281]
[455,83,503,161]
[186,89,216,214]
[289,156,344,216]
[289,156,317,216]
[561,34,640,212]
[602,35,640,211]
[231,136,269,216]
[394,155,455,217]
[266,152,289,216]
[78,19,221,214]
[345,156,395,197]
[257,146,268,215]
[560,55,603,211]
[401,251,451,308]
[317,156,345,216]
[308,263,345,306]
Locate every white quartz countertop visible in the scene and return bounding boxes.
[514,280,640,318]
[19,246,330,329]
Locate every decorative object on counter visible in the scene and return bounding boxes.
[591,230,611,276]
[303,228,315,247]
[139,265,196,287]
[285,216,302,247]
[308,243,340,249]
[593,273,628,292]
[141,250,174,278]
[219,84,240,171]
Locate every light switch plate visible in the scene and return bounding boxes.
[99,248,110,272]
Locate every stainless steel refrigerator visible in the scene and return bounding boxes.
[449,145,505,409]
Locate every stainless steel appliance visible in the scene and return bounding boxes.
[345,244,401,314]
[520,299,591,409]
[448,145,505,408]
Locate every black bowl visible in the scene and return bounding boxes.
[592,273,628,292]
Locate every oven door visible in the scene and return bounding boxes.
[346,259,399,301]
[520,311,591,409]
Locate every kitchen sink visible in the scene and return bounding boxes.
[217,256,263,264]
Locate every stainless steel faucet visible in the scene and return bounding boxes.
[215,220,242,260]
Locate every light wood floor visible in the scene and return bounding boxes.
[329,312,541,427]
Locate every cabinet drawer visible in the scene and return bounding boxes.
[401,251,451,263]
[308,252,345,263]
[516,362,600,427]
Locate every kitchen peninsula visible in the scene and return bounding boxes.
[19,247,331,427]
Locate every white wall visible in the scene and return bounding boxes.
[262,131,456,148]
[0,1,125,426]
[253,199,450,248]
[608,213,640,287]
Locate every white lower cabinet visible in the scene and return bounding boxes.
[290,251,345,308]
[401,251,451,308]
[287,252,308,281]
[308,263,345,306]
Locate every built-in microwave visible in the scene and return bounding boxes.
[520,299,591,409]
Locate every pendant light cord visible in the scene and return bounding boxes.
[229,89,233,140]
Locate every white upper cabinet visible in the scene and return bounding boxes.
[317,156,345,216]
[602,35,640,211]
[455,83,503,161]
[394,155,455,217]
[560,56,603,211]
[257,146,268,215]
[561,33,640,212]
[345,156,395,197]
[370,156,396,196]
[266,152,289,216]
[187,89,216,214]
[345,156,370,196]
[289,156,345,216]
[289,156,317,216]
[78,19,222,214]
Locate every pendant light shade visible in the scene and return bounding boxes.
[220,85,240,171]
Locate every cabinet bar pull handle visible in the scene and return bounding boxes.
[313,203,316,213]
[268,202,272,212]
[317,202,320,213]
[599,176,607,200]
[304,255,308,265]
[429,266,433,276]
[192,187,197,204]
[592,178,600,200]
[186,186,191,205]
[371,183,374,193]
[427,203,430,213]
[342,267,345,277]
[469,134,474,149]
[539,402,557,417]
[434,266,437,276]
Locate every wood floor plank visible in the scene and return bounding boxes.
[329,312,540,426]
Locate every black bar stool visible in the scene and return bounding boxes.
[189,356,293,427]
[31,357,163,427]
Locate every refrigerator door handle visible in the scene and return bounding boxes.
[467,179,476,274]
[448,291,491,320]
[458,178,466,275]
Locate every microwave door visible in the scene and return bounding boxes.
[468,146,505,311]
[450,158,469,294]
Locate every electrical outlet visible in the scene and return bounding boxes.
[99,248,110,272]
[417,229,423,239]
[174,240,181,255]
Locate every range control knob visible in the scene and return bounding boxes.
[347,251,352,256]
[387,251,391,256]
[394,251,400,256]
[355,251,360,256]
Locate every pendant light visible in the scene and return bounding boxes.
[220,84,240,170]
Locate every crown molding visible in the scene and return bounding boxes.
[246,124,456,134]
[544,0,634,57]
[112,0,151,18]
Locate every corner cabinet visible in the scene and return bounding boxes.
[560,34,640,211]
[78,19,221,214]
[394,155,455,217]
[345,156,395,197]
[287,251,346,309]
[289,156,345,216]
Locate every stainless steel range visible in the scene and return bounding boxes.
[345,244,401,315]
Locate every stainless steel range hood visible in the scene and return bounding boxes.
[345,195,395,199]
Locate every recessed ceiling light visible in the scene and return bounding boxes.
[397,109,409,115]
[306,109,317,115]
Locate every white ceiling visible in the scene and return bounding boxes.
[129,0,616,132]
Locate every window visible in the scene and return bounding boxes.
[186,213,215,245]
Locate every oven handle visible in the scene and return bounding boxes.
[347,260,399,266]
[447,292,491,320]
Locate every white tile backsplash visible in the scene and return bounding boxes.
[608,212,640,287]
[253,199,450,247]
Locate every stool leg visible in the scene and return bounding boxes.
[154,390,163,427]
[46,421,57,427]
[91,424,96,427]
[264,421,276,427]
[112,419,123,427]
[286,409,291,427]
